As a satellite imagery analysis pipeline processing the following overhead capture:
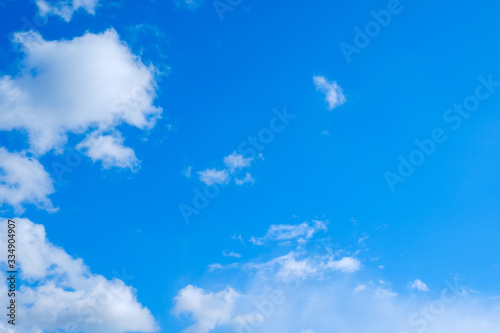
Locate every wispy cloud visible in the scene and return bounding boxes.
[250,220,328,245]
[183,166,193,179]
[223,250,242,258]
[313,75,346,110]
[235,172,255,186]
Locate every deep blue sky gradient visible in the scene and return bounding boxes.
[1,0,500,330]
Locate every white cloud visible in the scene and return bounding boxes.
[232,233,244,241]
[197,168,229,185]
[235,172,255,185]
[358,235,369,244]
[0,218,158,332]
[269,252,361,280]
[273,253,318,280]
[324,256,361,273]
[172,0,205,10]
[77,132,139,170]
[177,273,500,333]
[250,220,327,245]
[183,166,193,179]
[313,75,346,110]
[0,323,14,333]
[0,147,56,213]
[174,285,239,333]
[409,279,430,292]
[182,0,205,10]
[176,219,500,333]
[354,284,367,293]
[196,151,255,186]
[212,250,361,281]
[223,250,242,258]
[36,0,98,21]
[223,151,253,173]
[0,29,161,157]
[208,263,224,272]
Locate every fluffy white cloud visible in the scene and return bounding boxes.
[0,147,56,213]
[0,218,158,332]
[36,0,98,21]
[313,76,346,110]
[197,168,230,185]
[223,152,253,173]
[174,285,239,333]
[77,132,139,170]
[0,29,161,157]
[250,220,327,245]
[409,279,430,292]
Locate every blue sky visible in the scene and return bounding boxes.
[1,0,500,332]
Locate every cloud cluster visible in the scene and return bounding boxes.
[0,29,160,157]
[197,151,254,186]
[175,220,500,333]
[0,218,158,332]
[0,29,161,211]
[211,221,360,279]
[175,279,500,333]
